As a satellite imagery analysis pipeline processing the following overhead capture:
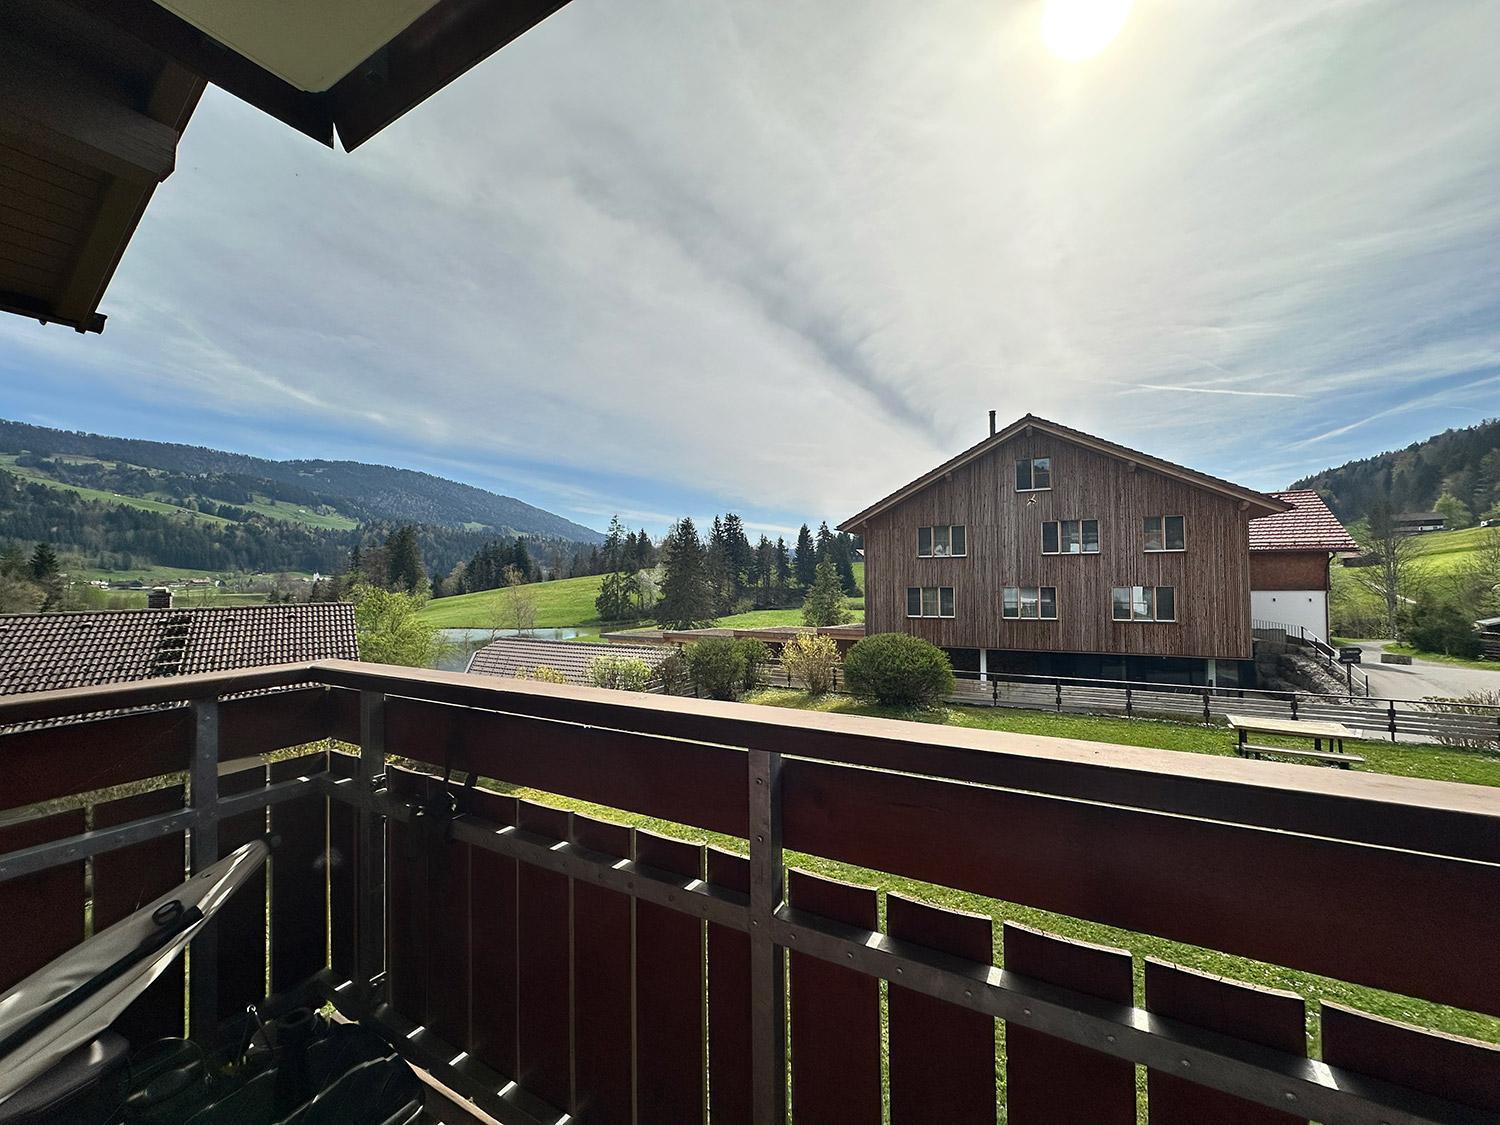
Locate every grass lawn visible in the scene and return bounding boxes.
[420,561,868,631]
[1,458,233,525]
[1409,524,1496,576]
[418,573,610,629]
[469,689,1500,1058]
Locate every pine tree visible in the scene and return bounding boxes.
[29,542,58,582]
[775,537,792,589]
[513,537,533,582]
[656,518,717,629]
[794,524,817,588]
[833,532,860,595]
[802,558,852,627]
[385,526,426,594]
[814,521,835,566]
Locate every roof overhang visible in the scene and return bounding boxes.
[839,415,1291,531]
[1,0,571,333]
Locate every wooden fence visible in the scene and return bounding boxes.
[2,661,1499,1123]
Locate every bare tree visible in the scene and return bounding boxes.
[1352,503,1422,637]
[499,564,538,635]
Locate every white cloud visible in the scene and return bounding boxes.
[3,0,1499,517]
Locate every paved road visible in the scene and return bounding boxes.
[1347,640,1500,701]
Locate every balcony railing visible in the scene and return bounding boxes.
[2,660,1499,1123]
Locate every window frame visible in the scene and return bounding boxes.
[1001,585,1058,620]
[1143,514,1186,553]
[1015,457,1052,492]
[1041,518,1100,555]
[906,585,956,618]
[1111,585,1178,622]
[916,524,968,559]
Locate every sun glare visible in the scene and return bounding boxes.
[1041,0,1133,62]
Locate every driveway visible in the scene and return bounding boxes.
[1346,640,1500,701]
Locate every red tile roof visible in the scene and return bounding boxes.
[0,603,358,697]
[467,637,672,686]
[1248,490,1358,553]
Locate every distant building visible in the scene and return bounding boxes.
[1247,490,1359,644]
[1395,511,1445,534]
[0,600,358,698]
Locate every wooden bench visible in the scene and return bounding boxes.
[1238,743,1365,769]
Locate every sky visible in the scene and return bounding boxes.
[3,0,1499,540]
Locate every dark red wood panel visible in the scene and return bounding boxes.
[385,768,429,1023]
[789,869,881,1125]
[1145,959,1305,1124]
[0,709,190,811]
[383,698,747,836]
[425,780,472,1050]
[466,787,518,1077]
[327,752,358,981]
[93,784,187,1042]
[0,810,85,992]
[268,754,327,994]
[635,830,705,1124]
[888,894,996,1124]
[219,687,332,760]
[571,813,633,1125]
[1003,924,1133,1125]
[515,800,572,1111]
[325,687,363,744]
[782,758,1500,1016]
[1321,1003,1500,1114]
[216,762,269,1024]
[706,848,752,1125]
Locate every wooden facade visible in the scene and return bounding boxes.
[1249,550,1332,592]
[851,422,1280,662]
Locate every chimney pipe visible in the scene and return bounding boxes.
[988,410,996,436]
[148,587,172,610]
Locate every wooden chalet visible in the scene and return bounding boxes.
[840,414,1291,687]
[1248,489,1359,644]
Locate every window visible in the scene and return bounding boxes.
[1001,586,1058,620]
[1112,586,1177,622]
[907,586,956,618]
[1143,515,1186,552]
[1042,519,1099,554]
[1015,457,1051,491]
[917,525,967,557]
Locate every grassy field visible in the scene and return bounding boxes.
[471,691,1500,1059]
[1408,524,1495,576]
[0,455,357,531]
[420,561,868,631]
[1384,642,1499,672]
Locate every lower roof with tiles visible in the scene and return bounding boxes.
[467,636,672,685]
[0,603,359,697]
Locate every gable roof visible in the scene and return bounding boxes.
[0,603,358,697]
[838,414,1290,530]
[467,636,671,686]
[1248,490,1359,553]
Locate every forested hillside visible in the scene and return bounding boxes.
[0,420,602,541]
[1291,418,1500,525]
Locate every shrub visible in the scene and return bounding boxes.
[734,638,770,692]
[656,649,692,696]
[842,633,954,707]
[1415,689,1500,749]
[686,636,747,700]
[516,664,567,684]
[780,633,839,696]
[802,558,851,627]
[1405,596,1482,658]
[588,655,655,692]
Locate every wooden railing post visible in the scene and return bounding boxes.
[748,749,786,1125]
[188,698,219,1039]
[357,690,388,1006]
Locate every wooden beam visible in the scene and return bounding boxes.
[0,35,179,184]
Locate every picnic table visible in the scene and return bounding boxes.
[1225,713,1364,769]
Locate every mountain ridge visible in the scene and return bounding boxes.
[0,419,602,543]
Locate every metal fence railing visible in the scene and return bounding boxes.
[756,664,1500,747]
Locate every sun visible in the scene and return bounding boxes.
[1041,0,1134,62]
